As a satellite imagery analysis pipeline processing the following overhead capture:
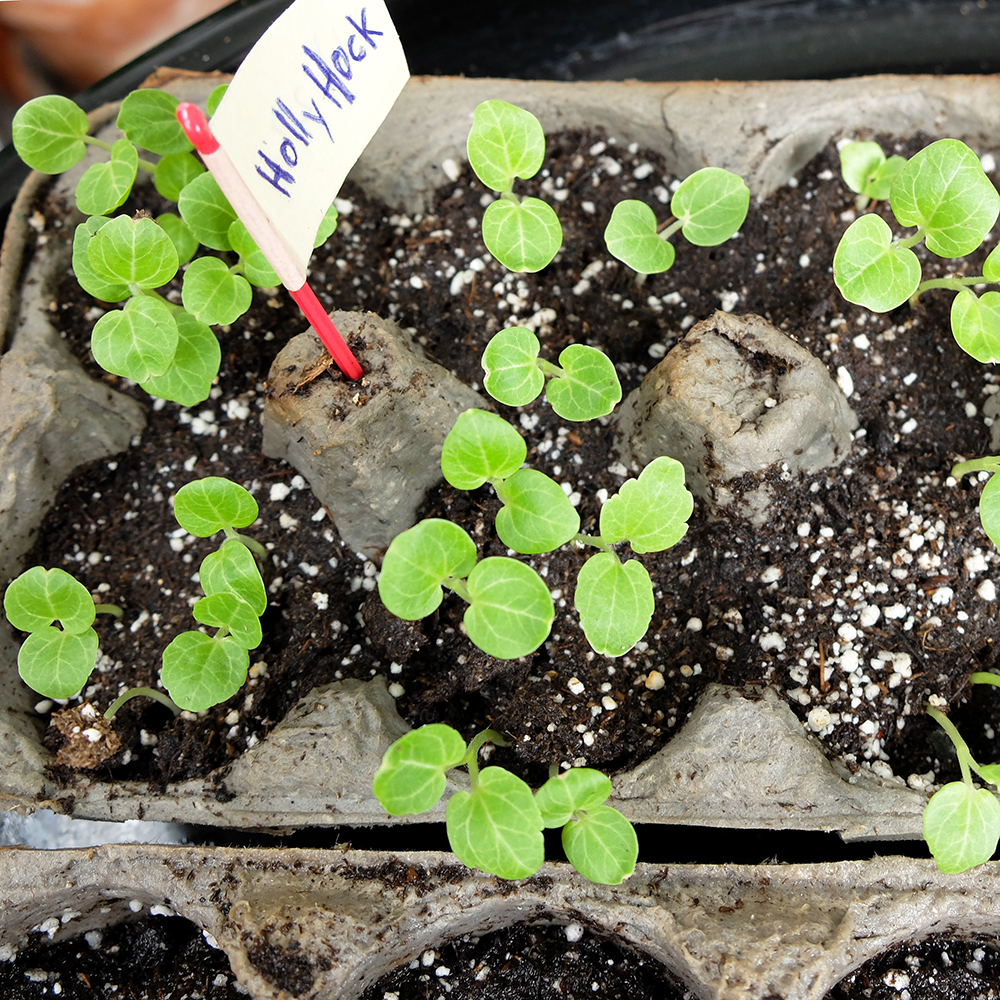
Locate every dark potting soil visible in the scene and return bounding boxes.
[15,127,1000,800]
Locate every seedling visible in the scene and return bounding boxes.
[373,724,638,884]
[466,100,563,272]
[952,455,1000,549]
[4,477,267,716]
[481,326,621,420]
[381,409,693,658]
[603,167,749,282]
[923,672,1000,873]
[11,88,339,405]
[838,140,905,209]
[834,138,1000,362]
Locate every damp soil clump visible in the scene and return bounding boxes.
[19,128,1000,793]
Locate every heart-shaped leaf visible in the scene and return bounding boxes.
[536,767,613,828]
[464,557,554,659]
[141,311,220,406]
[72,217,129,302]
[75,139,138,216]
[178,171,238,251]
[199,538,266,614]
[379,519,478,621]
[482,327,545,406]
[181,256,252,326]
[193,592,262,650]
[892,138,1000,258]
[562,805,638,884]
[983,244,1000,283]
[575,553,654,658]
[373,724,468,816]
[482,197,562,273]
[833,213,922,312]
[11,94,90,173]
[604,200,675,274]
[88,214,179,289]
[174,477,259,536]
[4,565,96,634]
[546,344,622,421]
[17,627,99,700]
[839,141,887,196]
[923,780,1000,873]
[600,456,693,552]
[467,99,546,192]
[117,89,192,155]
[447,766,545,879]
[161,631,249,712]
[154,152,205,202]
[495,468,580,554]
[228,220,281,287]
[951,289,1000,364]
[441,409,526,490]
[976,469,1000,550]
[91,295,179,382]
[156,213,199,268]
[671,167,750,246]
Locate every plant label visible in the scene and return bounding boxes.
[211,0,409,276]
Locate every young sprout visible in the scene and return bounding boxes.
[604,167,749,283]
[377,518,554,660]
[466,100,562,273]
[923,672,1000,873]
[481,326,622,420]
[834,139,1000,361]
[373,725,637,883]
[838,140,906,210]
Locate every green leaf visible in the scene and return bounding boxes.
[869,155,906,203]
[546,344,622,421]
[482,327,545,406]
[441,409,526,490]
[467,99,546,192]
[977,470,1000,550]
[117,89,192,155]
[600,456,693,552]
[11,94,90,173]
[193,592,262,650]
[4,565,96,633]
[373,724,468,816]
[178,171,237,251]
[446,766,545,879]
[91,295,179,382]
[951,288,1000,364]
[199,538,266,614]
[314,203,339,248]
[575,553,654,658]
[141,310,220,406]
[207,85,229,117]
[156,213,199,268]
[379,519,478,621]
[892,139,1000,258]
[17,627,99,700]
[978,764,1000,787]
[154,152,205,202]
[160,631,249,712]
[181,256,252,326]
[671,167,750,246]
[833,213,922,312]
[87,214,179,289]
[923,780,1000,873]
[536,767,612,828]
[563,806,638,885]
[174,477,259,536]
[839,141,887,196]
[73,218,129,302]
[75,139,138,216]
[228,220,280,287]
[464,557,554,659]
[984,244,1000,283]
[482,197,562,273]
[604,199,675,275]
[495,469,580,554]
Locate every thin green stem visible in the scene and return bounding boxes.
[462,728,507,789]
[952,457,1000,479]
[895,228,926,251]
[572,532,612,553]
[912,274,988,305]
[443,575,472,604]
[105,687,181,721]
[537,359,564,379]
[224,527,268,559]
[971,672,1000,690]
[81,135,155,174]
[94,603,123,617]
[659,219,683,241]
[926,704,973,786]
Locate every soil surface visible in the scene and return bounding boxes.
[13,127,1000,801]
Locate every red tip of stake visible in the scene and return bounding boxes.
[176,102,220,156]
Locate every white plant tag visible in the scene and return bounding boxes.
[210,0,409,275]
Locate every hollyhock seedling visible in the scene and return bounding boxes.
[373,725,637,883]
[838,140,906,209]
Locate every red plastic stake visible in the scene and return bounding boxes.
[175,102,363,380]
